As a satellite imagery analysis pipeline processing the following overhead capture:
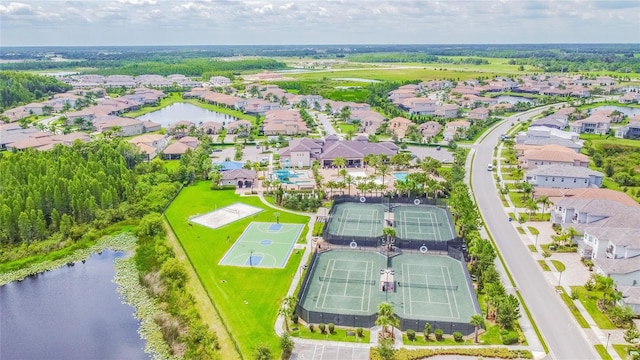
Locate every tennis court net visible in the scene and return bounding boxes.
[397,221,443,227]
[318,276,376,285]
[332,218,381,225]
[397,282,458,290]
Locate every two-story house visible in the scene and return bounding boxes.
[525,164,604,188]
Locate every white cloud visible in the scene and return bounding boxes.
[0,0,638,46]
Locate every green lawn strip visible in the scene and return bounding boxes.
[501,172,517,181]
[537,260,551,271]
[527,227,539,235]
[516,227,525,234]
[336,122,357,133]
[595,344,613,360]
[555,286,589,328]
[290,68,510,82]
[540,244,578,253]
[570,286,617,330]
[551,260,566,272]
[291,326,370,343]
[165,184,309,358]
[612,344,630,359]
[528,245,537,253]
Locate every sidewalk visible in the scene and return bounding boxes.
[494,142,623,360]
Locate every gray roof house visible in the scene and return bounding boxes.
[525,165,604,188]
[278,137,398,168]
[220,169,256,188]
[594,257,640,288]
[516,126,583,152]
[617,286,640,314]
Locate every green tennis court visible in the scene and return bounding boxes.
[393,205,456,242]
[326,202,384,238]
[219,222,304,268]
[300,250,477,322]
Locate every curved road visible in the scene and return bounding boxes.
[471,108,597,360]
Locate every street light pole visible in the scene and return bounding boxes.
[606,332,611,350]
[535,233,539,247]
[558,270,563,286]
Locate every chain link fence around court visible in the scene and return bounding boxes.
[323,196,459,250]
[296,246,482,335]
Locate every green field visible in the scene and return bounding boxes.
[290,67,511,82]
[165,184,309,358]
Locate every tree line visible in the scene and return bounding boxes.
[0,71,72,111]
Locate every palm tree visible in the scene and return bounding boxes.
[338,168,348,184]
[525,198,538,218]
[339,106,351,123]
[333,157,347,170]
[344,175,354,195]
[326,180,338,199]
[470,314,485,343]
[375,302,399,340]
[382,227,396,250]
[345,128,356,140]
[537,196,551,218]
[378,164,390,188]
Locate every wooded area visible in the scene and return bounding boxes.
[0,71,72,110]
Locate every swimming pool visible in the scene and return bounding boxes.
[393,172,408,181]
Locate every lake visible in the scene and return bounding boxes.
[589,105,640,117]
[494,95,534,104]
[138,102,238,127]
[0,251,148,360]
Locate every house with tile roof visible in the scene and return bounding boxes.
[93,116,144,136]
[220,169,256,188]
[443,120,470,142]
[517,144,590,169]
[569,114,611,134]
[418,121,443,141]
[389,117,413,139]
[128,134,168,160]
[615,118,640,139]
[468,107,489,121]
[278,137,398,168]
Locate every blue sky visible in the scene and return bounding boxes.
[1,0,639,46]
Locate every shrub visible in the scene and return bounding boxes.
[434,328,444,340]
[292,314,299,324]
[501,331,519,345]
[453,331,463,342]
[356,327,363,338]
[318,323,326,334]
[328,323,335,334]
[308,324,314,333]
[424,323,432,340]
[407,329,416,341]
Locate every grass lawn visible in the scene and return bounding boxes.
[516,227,525,234]
[538,260,551,271]
[291,326,370,343]
[555,286,589,328]
[570,286,616,330]
[551,260,566,272]
[595,344,613,360]
[507,191,528,208]
[541,244,578,253]
[336,122,358,134]
[289,67,511,82]
[528,245,537,252]
[165,183,309,358]
[528,226,540,236]
[612,344,630,359]
[479,324,503,345]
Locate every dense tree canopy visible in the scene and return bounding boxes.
[0,140,180,245]
[0,71,72,110]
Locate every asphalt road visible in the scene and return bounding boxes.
[471,108,597,360]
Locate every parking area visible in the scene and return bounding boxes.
[406,145,454,163]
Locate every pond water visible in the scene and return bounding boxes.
[138,102,238,127]
[494,95,534,104]
[0,251,148,360]
[589,105,640,117]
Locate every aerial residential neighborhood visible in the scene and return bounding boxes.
[1,6,640,358]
